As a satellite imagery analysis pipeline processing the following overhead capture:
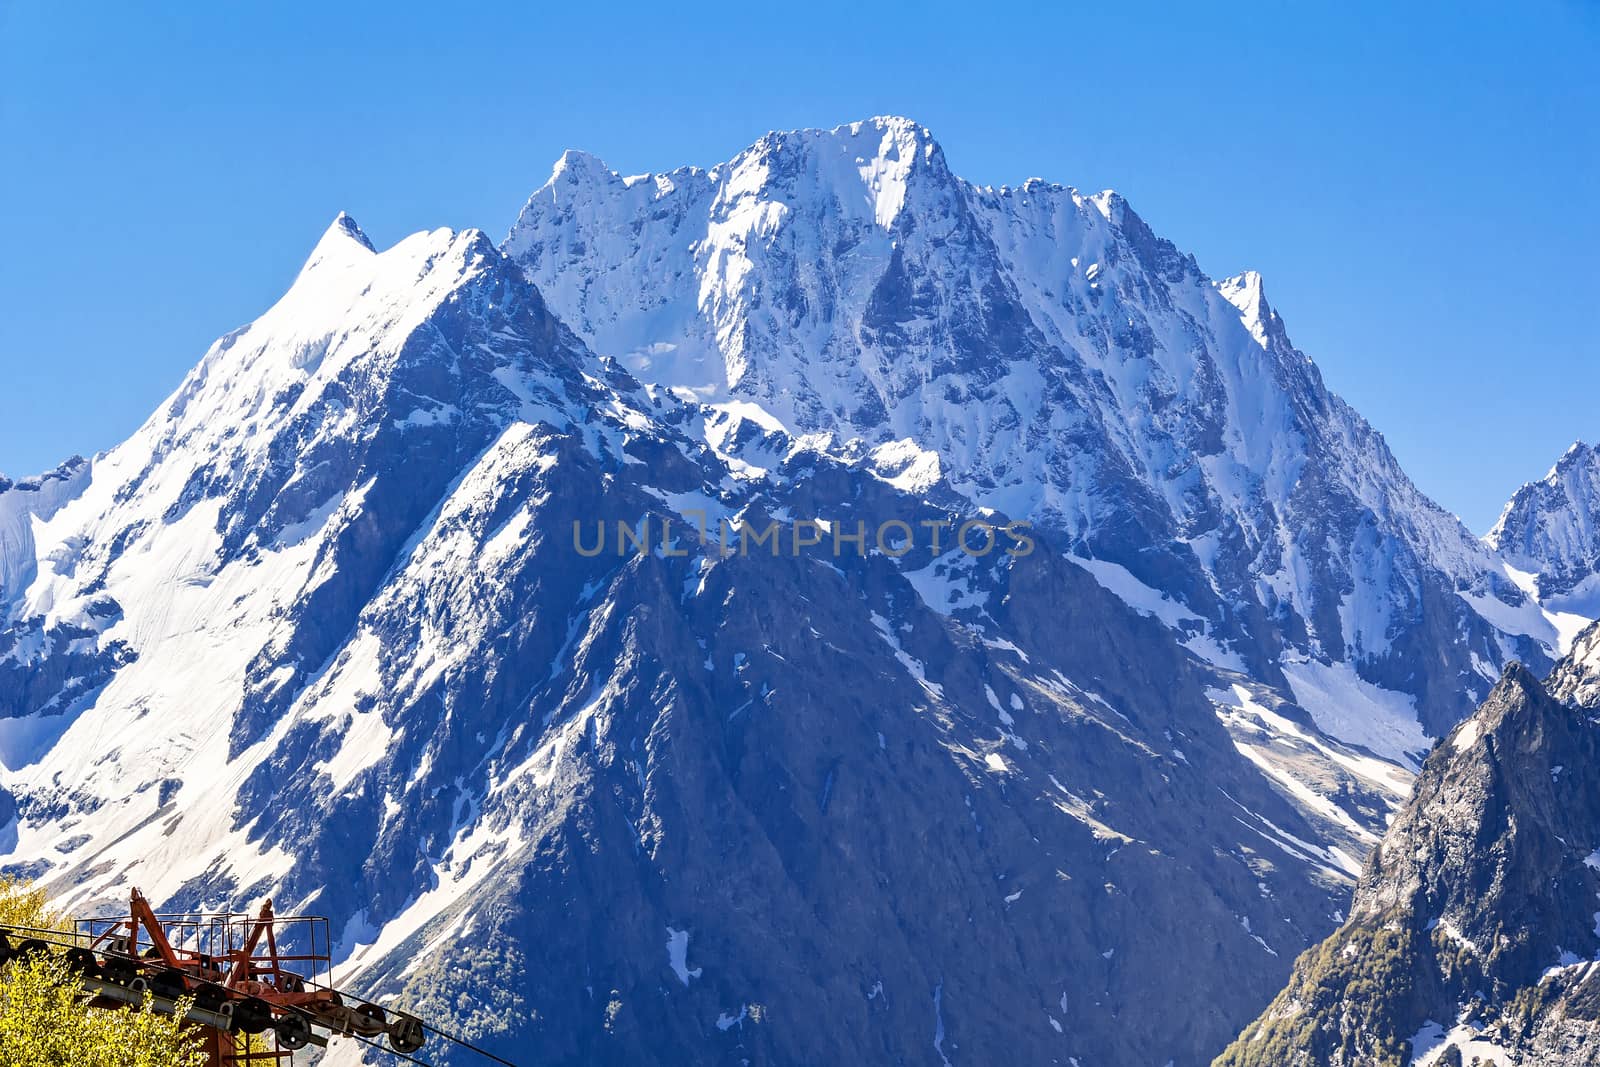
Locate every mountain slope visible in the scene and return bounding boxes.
[0,213,659,899]
[1,208,1374,1066]
[1216,631,1600,1066]
[505,116,1561,744]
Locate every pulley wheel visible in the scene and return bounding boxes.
[148,969,187,1002]
[388,1013,426,1053]
[274,1012,312,1050]
[63,948,100,977]
[351,1001,387,1037]
[193,984,226,1013]
[231,996,273,1035]
[102,957,138,986]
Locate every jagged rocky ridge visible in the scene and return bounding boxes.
[1218,624,1600,1066]
[0,119,1595,1066]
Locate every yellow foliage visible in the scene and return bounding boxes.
[0,878,207,1067]
[0,876,56,931]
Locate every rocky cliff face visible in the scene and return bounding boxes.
[1217,633,1600,1067]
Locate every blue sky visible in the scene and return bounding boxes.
[1,1,1594,532]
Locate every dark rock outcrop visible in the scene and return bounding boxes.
[1218,638,1600,1066]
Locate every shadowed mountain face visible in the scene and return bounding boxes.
[1,119,1596,1067]
[1218,625,1600,1067]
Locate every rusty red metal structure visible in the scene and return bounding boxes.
[0,888,427,1066]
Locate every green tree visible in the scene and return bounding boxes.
[0,877,206,1067]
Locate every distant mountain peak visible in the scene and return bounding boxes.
[547,146,618,186]
[297,211,377,279]
[1488,438,1600,605]
[755,114,942,155]
[838,114,944,159]
[1534,438,1596,483]
[329,210,374,249]
[504,117,1558,737]
[854,112,934,135]
[720,115,954,231]
[539,117,947,210]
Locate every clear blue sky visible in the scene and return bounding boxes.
[1,1,1594,532]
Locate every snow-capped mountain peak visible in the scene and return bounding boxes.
[310,210,376,258]
[734,115,948,230]
[1488,440,1600,610]
[505,118,1559,736]
[283,212,382,302]
[546,146,620,188]
[0,213,609,751]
